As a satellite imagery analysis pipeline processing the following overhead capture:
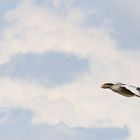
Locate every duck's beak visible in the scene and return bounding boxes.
[101,84,106,88]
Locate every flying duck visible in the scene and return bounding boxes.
[101,82,140,97]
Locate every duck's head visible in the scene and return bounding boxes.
[101,83,114,89]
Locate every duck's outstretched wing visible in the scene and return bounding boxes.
[120,84,140,97]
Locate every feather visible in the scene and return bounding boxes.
[121,84,140,97]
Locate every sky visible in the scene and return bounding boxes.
[0,0,140,140]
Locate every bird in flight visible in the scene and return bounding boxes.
[101,82,140,97]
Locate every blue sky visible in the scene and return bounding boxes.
[0,51,89,87]
[0,108,128,140]
[0,0,140,140]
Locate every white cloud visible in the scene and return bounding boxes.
[0,0,117,63]
[0,108,128,140]
[52,0,75,8]
[0,0,140,140]
[52,0,75,7]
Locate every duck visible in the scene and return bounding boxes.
[101,82,140,97]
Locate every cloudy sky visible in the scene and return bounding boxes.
[0,0,140,139]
